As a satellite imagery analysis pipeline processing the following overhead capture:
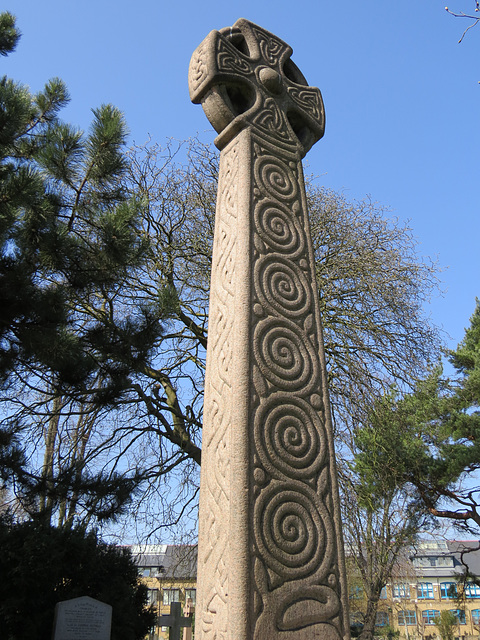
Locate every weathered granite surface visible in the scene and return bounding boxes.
[189,18,350,640]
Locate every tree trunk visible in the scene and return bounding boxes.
[358,596,380,640]
[39,392,63,521]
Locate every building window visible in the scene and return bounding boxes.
[413,555,454,568]
[398,610,417,626]
[379,586,387,600]
[471,609,480,625]
[393,583,410,598]
[350,585,364,599]
[450,609,466,625]
[437,556,454,567]
[350,611,364,625]
[185,589,196,605]
[417,582,434,599]
[147,589,158,605]
[441,582,458,599]
[375,612,389,627]
[422,610,440,625]
[163,588,180,605]
[465,583,480,598]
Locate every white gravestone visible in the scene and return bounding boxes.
[52,595,112,640]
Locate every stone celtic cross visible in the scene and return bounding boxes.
[158,602,191,640]
[189,18,350,640]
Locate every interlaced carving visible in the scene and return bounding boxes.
[196,140,239,639]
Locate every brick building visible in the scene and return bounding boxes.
[352,540,480,639]
[129,544,197,640]
[130,540,480,639]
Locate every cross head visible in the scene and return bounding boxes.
[158,601,191,640]
[188,18,325,156]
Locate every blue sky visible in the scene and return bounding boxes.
[4,0,479,353]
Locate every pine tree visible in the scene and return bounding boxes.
[353,299,480,534]
[0,13,169,524]
[0,12,159,388]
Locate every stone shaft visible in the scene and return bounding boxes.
[191,18,350,640]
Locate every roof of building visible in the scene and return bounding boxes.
[125,539,480,582]
[448,540,480,577]
[406,539,480,579]
[126,544,197,579]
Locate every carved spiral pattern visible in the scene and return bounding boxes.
[254,203,304,257]
[254,317,316,393]
[250,143,345,637]
[255,484,328,580]
[256,156,298,202]
[254,397,326,478]
[255,257,311,317]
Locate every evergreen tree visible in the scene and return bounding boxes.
[0,11,19,55]
[353,299,480,533]
[0,516,155,640]
[0,13,169,525]
[0,12,160,387]
[339,390,430,640]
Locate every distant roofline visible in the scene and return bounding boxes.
[124,544,168,555]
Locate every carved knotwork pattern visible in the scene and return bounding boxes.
[251,25,285,66]
[250,141,344,638]
[198,140,239,640]
[189,42,208,94]
[217,38,253,76]
[287,85,324,121]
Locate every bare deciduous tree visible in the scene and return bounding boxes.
[2,138,443,542]
[445,2,480,42]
